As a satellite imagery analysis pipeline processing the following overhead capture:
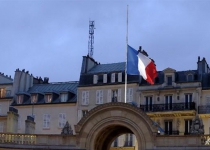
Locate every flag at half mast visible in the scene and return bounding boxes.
[127,45,157,84]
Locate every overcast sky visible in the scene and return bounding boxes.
[0,0,210,82]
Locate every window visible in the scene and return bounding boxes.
[96,90,103,104]
[60,93,68,102]
[107,89,112,103]
[103,74,107,83]
[167,76,172,86]
[165,95,172,110]
[165,121,172,135]
[43,114,50,128]
[206,96,210,105]
[185,94,192,109]
[112,90,118,102]
[145,96,153,111]
[18,115,21,130]
[127,88,133,102]
[5,90,11,97]
[124,134,133,147]
[118,72,122,82]
[31,95,37,103]
[113,138,118,147]
[58,113,66,128]
[0,122,3,132]
[82,91,89,105]
[184,119,192,135]
[17,95,23,104]
[45,94,52,103]
[93,75,98,84]
[187,74,193,81]
[0,88,5,98]
[82,110,88,117]
[111,73,115,83]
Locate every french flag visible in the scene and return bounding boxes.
[127,45,157,84]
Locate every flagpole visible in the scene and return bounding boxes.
[125,5,128,103]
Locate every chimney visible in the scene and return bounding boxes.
[7,107,19,133]
[25,116,35,134]
[80,55,98,74]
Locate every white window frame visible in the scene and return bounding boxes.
[45,94,52,103]
[96,90,103,104]
[103,74,107,83]
[93,75,98,84]
[111,73,115,83]
[82,91,89,105]
[58,113,66,128]
[118,72,122,82]
[17,95,23,104]
[31,95,37,103]
[60,93,68,102]
[43,114,50,129]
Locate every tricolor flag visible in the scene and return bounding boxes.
[127,45,157,84]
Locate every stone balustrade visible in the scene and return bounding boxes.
[0,133,76,146]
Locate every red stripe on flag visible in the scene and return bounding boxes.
[145,61,157,84]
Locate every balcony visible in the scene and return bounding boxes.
[198,106,210,114]
[140,102,195,112]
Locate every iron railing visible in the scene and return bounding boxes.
[140,102,195,112]
[198,106,210,114]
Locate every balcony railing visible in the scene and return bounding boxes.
[140,102,195,112]
[198,106,210,114]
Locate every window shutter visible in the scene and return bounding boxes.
[103,74,107,83]
[86,91,89,105]
[0,105,2,115]
[93,75,98,84]
[118,89,121,102]
[107,90,111,103]
[0,122,3,132]
[96,90,100,104]
[47,114,50,128]
[129,88,133,102]
[100,90,103,104]
[78,110,82,122]
[82,91,86,105]
[111,73,115,83]
[118,73,122,82]
[59,113,62,128]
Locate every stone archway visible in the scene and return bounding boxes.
[75,102,158,150]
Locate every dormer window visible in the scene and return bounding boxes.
[103,74,107,83]
[0,88,5,98]
[118,72,122,82]
[60,93,68,102]
[187,74,193,82]
[45,94,52,103]
[93,75,98,84]
[17,95,23,104]
[31,95,37,103]
[167,76,172,86]
[111,73,115,83]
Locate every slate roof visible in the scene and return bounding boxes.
[12,81,78,106]
[27,82,78,94]
[87,62,125,74]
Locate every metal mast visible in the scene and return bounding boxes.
[88,20,95,58]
